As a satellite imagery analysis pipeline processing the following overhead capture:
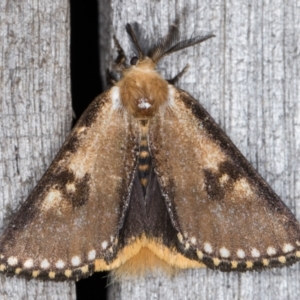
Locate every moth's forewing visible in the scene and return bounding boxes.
[0,89,138,280]
[149,87,300,271]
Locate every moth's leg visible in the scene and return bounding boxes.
[113,35,126,68]
[106,69,119,86]
[167,64,189,85]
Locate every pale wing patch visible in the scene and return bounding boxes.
[66,182,76,193]
[219,174,229,185]
[68,156,91,180]
[166,86,227,172]
[233,178,253,197]
[42,189,66,212]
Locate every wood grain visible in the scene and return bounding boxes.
[0,0,75,299]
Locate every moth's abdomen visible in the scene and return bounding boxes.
[138,120,151,194]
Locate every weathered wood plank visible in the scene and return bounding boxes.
[0,0,75,299]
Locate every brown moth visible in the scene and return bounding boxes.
[1,21,300,281]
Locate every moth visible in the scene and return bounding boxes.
[1,21,300,282]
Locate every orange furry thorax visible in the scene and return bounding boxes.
[117,57,169,118]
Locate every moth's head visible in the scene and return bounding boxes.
[115,22,214,119]
[125,22,215,70]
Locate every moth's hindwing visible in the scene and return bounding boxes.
[0,87,139,280]
[149,86,300,272]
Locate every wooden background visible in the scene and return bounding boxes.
[0,0,299,299]
[0,0,75,299]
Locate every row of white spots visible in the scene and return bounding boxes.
[6,240,111,269]
[177,235,298,259]
[202,242,296,258]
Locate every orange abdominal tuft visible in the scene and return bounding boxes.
[104,235,204,279]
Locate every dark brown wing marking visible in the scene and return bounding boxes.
[0,88,139,280]
[149,86,300,271]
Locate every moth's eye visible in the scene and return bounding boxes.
[130,56,138,65]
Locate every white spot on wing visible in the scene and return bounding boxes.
[42,189,63,211]
[267,246,276,256]
[204,242,213,254]
[219,174,229,185]
[251,248,260,258]
[55,259,65,269]
[102,241,108,250]
[190,237,197,245]
[219,247,230,258]
[41,259,50,269]
[283,243,294,253]
[66,183,76,193]
[234,178,253,196]
[68,162,86,180]
[111,86,122,110]
[71,256,81,266]
[23,259,33,269]
[8,256,18,266]
[237,249,245,259]
[88,250,96,260]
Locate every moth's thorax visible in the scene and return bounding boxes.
[117,57,169,118]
